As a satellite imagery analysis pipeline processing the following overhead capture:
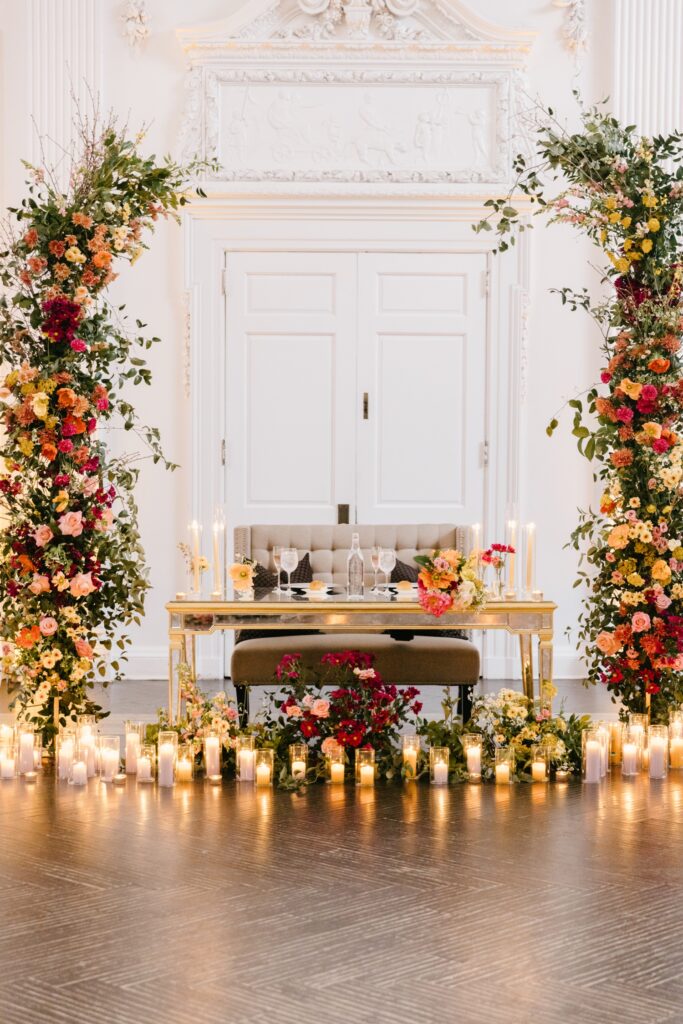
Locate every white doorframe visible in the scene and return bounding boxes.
[183,197,530,680]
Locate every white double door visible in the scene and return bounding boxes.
[224,250,488,529]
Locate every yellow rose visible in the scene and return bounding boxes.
[641,238,653,253]
[64,246,86,265]
[31,391,49,419]
[621,216,632,228]
[643,195,658,208]
[623,239,633,251]
[52,489,69,513]
[651,559,672,583]
[20,382,35,396]
[618,378,643,400]
[605,197,618,210]
[648,217,660,232]
[615,257,630,273]
[626,572,645,587]
[674,546,683,561]
[609,212,621,224]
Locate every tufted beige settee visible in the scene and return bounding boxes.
[230,524,480,722]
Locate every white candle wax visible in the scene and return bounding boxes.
[432,761,448,786]
[255,763,271,787]
[291,759,306,781]
[71,761,87,786]
[177,758,193,782]
[0,756,15,779]
[584,740,602,784]
[495,763,510,785]
[596,729,609,776]
[531,760,546,782]
[466,746,482,776]
[101,748,119,782]
[158,742,175,787]
[137,756,152,782]
[205,736,220,777]
[330,762,345,784]
[125,733,140,774]
[649,738,667,779]
[622,742,638,775]
[670,737,683,768]
[212,522,224,595]
[403,749,417,776]
[58,739,74,781]
[18,733,34,775]
[525,523,535,594]
[238,749,255,781]
[359,764,374,787]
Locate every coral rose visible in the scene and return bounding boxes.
[28,574,50,595]
[312,699,330,718]
[33,524,53,547]
[607,524,630,549]
[39,616,58,636]
[610,449,634,468]
[75,639,94,659]
[56,387,77,409]
[69,572,95,598]
[58,510,83,537]
[596,631,621,655]
[285,704,303,718]
[631,611,651,633]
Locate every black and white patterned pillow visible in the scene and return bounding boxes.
[390,557,419,584]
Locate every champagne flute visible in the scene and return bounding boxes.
[281,548,298,594]
[379,548,396,592]
[272,546,282,594]
[371,545,382,593]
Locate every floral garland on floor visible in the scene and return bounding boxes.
[0,120,203,739]
[477,103,683,719]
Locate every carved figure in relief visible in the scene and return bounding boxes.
[468,109,488,168]
[353,91,405,165]
[267,90,317,158]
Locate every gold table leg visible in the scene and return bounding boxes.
[538,630,554,713]
[519,634,534,701]
[168,630,189,726]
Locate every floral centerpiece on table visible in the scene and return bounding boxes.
[229,556,256,592]
[264,650,423,781]
[414,548,485,617]
[481,543,515,597]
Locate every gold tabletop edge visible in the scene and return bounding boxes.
[166,599,557,614]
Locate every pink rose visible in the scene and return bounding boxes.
[285,704,303,718]
[321,737,340,756]
[302,694,315,708]
[94,507,113,532]
[33,524,53,547]
[28,574,50,595]
[354,668,376,680]
[225,707,238,722]
[596,631,620,655]
[655,591,672,611]
[58,510,83,537]
[312,699,330,718]
[75,639,94,659]
[82,476,99,496]
[39,616,58,636]
[631,611,651,633]
[69,572,95,598]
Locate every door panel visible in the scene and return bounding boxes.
[356,252,487,524]
[225,252,357,528]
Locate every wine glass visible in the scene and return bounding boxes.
[379,548,396,592]
[371,545,382,593]
[281,548,298,594]
[272,546,282,594]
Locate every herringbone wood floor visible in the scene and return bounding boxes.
[1,772,683,1023]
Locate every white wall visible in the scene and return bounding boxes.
[0,0,620,679]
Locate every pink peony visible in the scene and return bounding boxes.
[616,406,633,423]
[74,639,94,659]
[311,699,330,718]
[418,587,453,618]
[58,510,83,537]
[69,572,95,598]
[29,574,50,595]
[631,611,651,633]
[285,704,303,718]
[33,524,53,547]
[39,616,58,636]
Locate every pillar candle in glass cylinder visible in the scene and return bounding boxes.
[157,731,178,788]
[648,725,668,780]
[236,734,256,781]
[429,746,449,786]
[355,748,375,786]
[595,722,610,776]
[124,721,145,774]
[99,737,120,782]
[582,730,602,784]
[77,715,98,777]
[289,743,308,782]
[627,714,648,771]
[462,735,482,781]
[176,743,194,782]
[670,733,683,769]
[204,733,221,778]
[69,760,87,786]
[530,745,548,783]
[402,735,420,779]
[621,740,638,777]
[495,747,514,785]
[326,740,345,784]
[255,748,274,787]
[57,731,75,781]
[0,723,13,747]
[609,721,624,765]
[17,726,35,776]
[0,744,16,779]
[136,744,155,783]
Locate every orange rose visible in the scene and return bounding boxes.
[16,625,41,649]
[648,357,670,374]
[41,442,57,461]
[92,250,112,269]
[56,387,77,409]
[607,524,630,549]
[18,554,35,574]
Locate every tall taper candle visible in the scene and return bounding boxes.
[212,513,225,597]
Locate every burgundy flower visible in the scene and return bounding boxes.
[41,297,82,344]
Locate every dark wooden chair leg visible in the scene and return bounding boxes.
[236,685,250,729]
[459,684,474,724]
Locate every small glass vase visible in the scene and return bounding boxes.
[124,721,145,774]
[136,744,156,783]
[462,735,483,781]
[289,743,308,782]
[157,731,178,788]
[99,736,121,782]
[355,748,375,786]
[203,730,221,779]
[236,734,256,781]
[177,743,195,783]
[255,749,275,787]
[494,747,514,785]
[402,735,420,780]
[429,746,449,786]
[530,745,548,783]
[648,724,668,780]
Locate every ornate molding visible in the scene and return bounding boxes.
[552,0,587,57]
[121,1,150,49]
[182,290,192,399]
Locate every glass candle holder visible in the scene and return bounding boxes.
[69,754,88,786]
[495,747,514,785]
[0,741,16,780]
[429,746,449,786]
[621,733,640,777]
[609,721,624,765]
[255,748,274,787]
[98,736,121,782]
[17,724,35,776]
[670,721,683,769]
[177,743,195,783]
[57,729,76,781]
[289,743,308,782]
[530,745,548,783]
[203,730,221,779]
[462,735,483,780]
[326,741,345,784]
[124,721,145,774]
[628,713,648,769]
[0,722,14,749]
[582,729,603,784]
[402,735,420,780]
[77,715,98,777]
[236,734,256,781]
[355,747,375,786]
[157,731,178,788]
[648,724,668,780]
[594,721,610,776]
[32,735,43,771]
[136,744,156,783]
